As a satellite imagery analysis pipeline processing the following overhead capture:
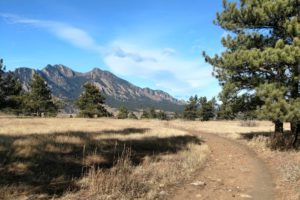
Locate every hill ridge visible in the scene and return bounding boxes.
[14,64,185,113]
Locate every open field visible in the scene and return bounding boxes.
[167,120,290,139]
[0,118,209,200]
[0,118,299,199]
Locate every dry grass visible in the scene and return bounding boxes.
[61,143,209,200]
[166,120,290,139]
[2,118,299,199]
[239,120,258,127]
[0,118,209,200]
[167,120,300,200]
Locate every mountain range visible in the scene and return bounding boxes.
[13,64,185,113]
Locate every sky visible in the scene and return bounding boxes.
[0,0,225,100]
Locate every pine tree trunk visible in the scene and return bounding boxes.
[274,120,283,134]
[291,120,300,147]
[270,120,284,149]
[290,62,299,147]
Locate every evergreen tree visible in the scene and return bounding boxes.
[157,110,168,120]
[173,112,181,119]
[117,106,129,119]
[141,110,150,119]
[128,112,138,119]
[199,97,216,121]
[217,84,262,119]
[203,0,300,147]
[76,83,109,118]
[149,107,157,119]
[23,73,58,116]
[183,95,198,120]
[0,59,23,113]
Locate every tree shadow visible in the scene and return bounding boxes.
[0,128,202,198]
[239,131,272,141]
[239,131,300,150]
[101,127,150,135]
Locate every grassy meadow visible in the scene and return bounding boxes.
[0,118,299,199]
[0,118,209,200]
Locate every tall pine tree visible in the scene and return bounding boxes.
[199,97,217,121]
[183,95,199,120]
[23,73,58,116]
[0,59,23,113]
[204,0,300,147]
[76,83,110,118]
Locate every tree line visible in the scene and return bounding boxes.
[0,60,174,120]
[183,95,218,121]
[0,60,58,116]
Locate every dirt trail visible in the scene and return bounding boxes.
[169,130,274,200]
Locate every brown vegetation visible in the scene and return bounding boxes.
[0,118,208,199]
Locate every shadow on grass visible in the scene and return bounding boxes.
[239,131,273,141]
[0,128,202,198]
[239,131,300,150]
[101,127,150,135]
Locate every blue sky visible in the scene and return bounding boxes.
[0,0,224,100]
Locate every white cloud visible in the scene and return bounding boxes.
[1,14,218,98]
[103,41,215,96]
[0,13,102,52]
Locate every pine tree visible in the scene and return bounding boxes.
[141,110,150,119]
[76,83,109,118]
[23,73,58,116]
[149,108,157,119]
[117,106,129,119]
[128,112,138,119]
[0,59,23,113]
[183,95,198,120]
[203,0,300,147]
[199,97,216,121]
[173,112,181,119]
[157,110,168,120]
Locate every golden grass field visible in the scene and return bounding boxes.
[0,118,299,199]
[0,118,209,200]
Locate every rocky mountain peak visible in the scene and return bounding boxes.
[43,64,76,77]
[13,65,185,113]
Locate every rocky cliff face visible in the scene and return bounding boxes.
[14,64,185,113]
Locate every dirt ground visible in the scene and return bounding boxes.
[169,130,274,200]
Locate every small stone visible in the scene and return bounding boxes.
[240,167,250,172]
[159,191,169,196]
[240,194,252,199]
[191,181,206,186]
[196,194,202,198]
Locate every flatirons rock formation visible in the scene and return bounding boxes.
[14,64,185,113]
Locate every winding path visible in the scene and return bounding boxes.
[169,130,274,200]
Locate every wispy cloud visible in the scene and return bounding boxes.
[1,13,102,52]
[104,41,216,97]
[1,14,218,99]
[162,48,176,56]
